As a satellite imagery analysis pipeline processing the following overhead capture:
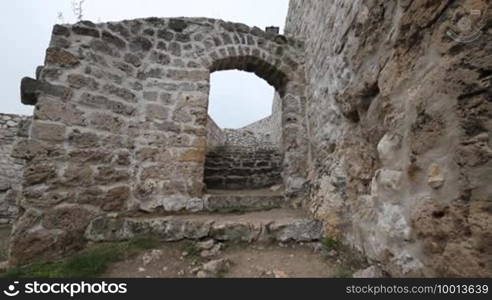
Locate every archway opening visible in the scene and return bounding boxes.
[208,70,273,129]
[204,70,283,193]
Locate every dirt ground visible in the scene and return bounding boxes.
[1,224,351,278]
[104,242,342,278]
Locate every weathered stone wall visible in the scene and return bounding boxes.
[0,114,31,224]
[11,17,308,264]
[206,115,225,150]
[204,147,282,190]
[286,0,491,277]
[222,129,276,149]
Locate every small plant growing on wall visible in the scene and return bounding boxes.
[56,0,86,24]
[322,237,339,251]
[72,0,85,21]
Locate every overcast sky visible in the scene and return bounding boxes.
[0,0,289,128]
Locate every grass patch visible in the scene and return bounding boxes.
[322,237,340,251]
[0,248,7,262]
[182,241,201,258]
[334,266,353,278]
[2,237,160,278]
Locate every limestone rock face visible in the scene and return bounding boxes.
[353,266,384,278]
[286,0,491,277]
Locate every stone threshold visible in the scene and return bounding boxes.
[85,208,323,244]
[204,188,285,213]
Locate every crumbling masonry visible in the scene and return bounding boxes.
[2,0,491,277]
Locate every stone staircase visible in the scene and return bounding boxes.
[204,147,282,190]
[85,148,322,245]
[204,188,284,213]
[85,186,322,245]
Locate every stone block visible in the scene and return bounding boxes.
[146,104,169,120]
[103,84,136,103]
[169,19,188,32]
[31,121,66,143]
[95,166,129,184]
[21,77,71,105]
[62,164,94,187]
[43,205,96,233]
[24,161,56,186]
[45,47,80,66]
[79,93,135,116]
[68,130,100,148]
[67,74,100,90]
[52,24,70,37]
[102,30,127,49]
[102,186,129,211]
[72,25,100,38]
[89,113,126,133]
[178,148,205,162]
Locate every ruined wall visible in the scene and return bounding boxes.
[11,17,307,264]
[206,115,225,150]
[286,0,491,277]
[222,129,276,149]
[0,114,30,224]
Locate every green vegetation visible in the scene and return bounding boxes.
[0,248,7,262]
[182,241,201,258]
[322,236,340,251]
[334,266,353,278]
[2,237,160,278]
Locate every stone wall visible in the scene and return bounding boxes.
[205,117,277,150]
[222,129,276,149]
[11,17,308,264]
[206,115,225,150]
[0,114,30,224]
[285,0,491,277]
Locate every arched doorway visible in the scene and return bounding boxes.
[198,46,308,201]
[204,70,282,194]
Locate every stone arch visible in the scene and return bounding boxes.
[13,17,308,264]
[209,55,289,95]
[192,23,308,194]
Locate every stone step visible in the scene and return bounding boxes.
[85,209,323,244]
[204,188,285,213]
[204,147,283,190]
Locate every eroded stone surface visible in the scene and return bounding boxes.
[285,0,491,277]
[204,189,285,213]
[85,209,323,244]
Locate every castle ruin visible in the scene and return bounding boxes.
[0,0,490,277]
